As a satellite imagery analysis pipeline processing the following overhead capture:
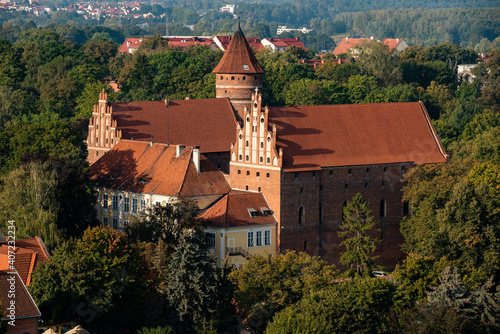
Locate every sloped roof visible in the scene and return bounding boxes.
[0,271,41,320]
[167,37,215,49]
[333,37,375,55]
[0,236,50,286]
[213,27,264,74]
[266,38,307,50]
[214,35,264,52]
[110,98,237,153]
[118,38,142,53]
[199,190,277,227]
[383,38,403,48]
[268,102,447,171]
[89,141,231,197]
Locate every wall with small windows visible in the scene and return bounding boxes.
[204,224,277,267]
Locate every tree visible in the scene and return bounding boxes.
[357,41,402,86]
[0,162,62,249]
[165,232,236,333]
[29,226,156,334]
[229,251,337,332]
[345,74,378,103]
[285,78,346,106]
[338,193,380,277]
[266,277,396,334]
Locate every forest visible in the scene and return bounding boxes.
[0,17,498,334]
[0,1,499,51]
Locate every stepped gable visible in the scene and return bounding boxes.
[268,101,448,171]
[212,26,264,74]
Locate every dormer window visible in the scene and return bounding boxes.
[247,208,258,218]
[260,207,272,216]
[243,65,249,70]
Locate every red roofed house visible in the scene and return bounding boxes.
[118,38,143,54]
[261,38,307,53]
[0,271,41,334]
[89,26,446,268]
[0,237,50,287]
[199,190,278,267]
[333,37,408,57]
[89,141,231,231]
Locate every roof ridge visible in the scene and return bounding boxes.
[26,252,36,286]
[176,146,193,197]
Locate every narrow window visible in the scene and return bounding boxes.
[256,231,262,246]
[238,170,241,174]
[380,199,386,218]
[384,166,387,174]
[246,171,250,176]
[112,195,118,210]
[303,240,307,251]
[132,198,138,213]
[246,140,249,147]
[312,171,316,177]
[206,232,216,248]
[295,173,298,179]
[264,230,271,245]
[330,170,333,177]
[102,217,108,226]
[348,169,352,175]
[102,194,108,209]
[266,173,270,178]
[261,142,264,148]
[366,168,370,174]
[248,232,254,247]
[140,199,146,211]
[246,155,249,161]
[344,184,348,190]
[403,201,410,216]
[267,157,270,163]
[246,185,249,190]
[260,157,263,162]
[123,197,130,212]
[112,218,118,229]
[256,172,260,177]
[258,187,261,192]
[300,187,303,194]
[298,207,304,225]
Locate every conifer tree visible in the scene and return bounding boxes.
[338,193,380,277]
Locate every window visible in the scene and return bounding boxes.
[348,169,352,175]
[403,201,410,216]
[264,230,271,245]
[267,157,270,163]
[344,184,348,190]
[401,166,405,174]
[246,171,250,176]
[102,194,108,209]
[112,218,118,229]
[256,172,260,177]
[248,208,258,218]
[239,154,242,161]
[132,198,138,213]
[123,197,130,212]
[140,199,146,211]
[246,140,249,147]
[238,170,241,174]
[206,232,216,248]
[112,195,118,210]
[246,155,249,161]
[382,181,385,187]
[366,168,370,174]
[300,187,303,194]
[243,76,246,80]
[266,173,270,178]
[295,173,298,179]
[102,217,108,226]
[364,182,368,188]
[312,171,316,177]
[298,207,304,225]
[260,157,263,162]
[303,240,307,251]
[256,231,262,246]
[380,199,386,218]
[260,142,264,148]
[384,166,387,174]
[258,187,261,192]
[248,232,254,247]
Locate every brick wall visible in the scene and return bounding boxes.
[215,74,263,121]
[278,163,410,269]
[4,317,38,334]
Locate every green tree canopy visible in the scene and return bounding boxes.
[339,193,380,277]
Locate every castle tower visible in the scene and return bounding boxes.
[212,24,264,121]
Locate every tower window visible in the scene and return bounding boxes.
[246,141,249,147]
[246,185,249,190]
[256,172,260,177]
[260,157,263,162]
[267,157,270,163]
[258,187,261,192]
[231,76,235,80]
[261,142,264,148]
[246,171,250,176]
[366,168,370,174]
[345,184,348,189]
[246,155,249,161]
[238,170,241,174]
[243,76,246,80]
[384,166,387,173]
[380,199,386,218]
[298,207,304,225]
[348,169,352,175]
[220,76,223,80]
[266,173,270,178]
[239,154,242,161]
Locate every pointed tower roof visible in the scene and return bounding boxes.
[213,26,264,74]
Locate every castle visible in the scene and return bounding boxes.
[87,26,447,268]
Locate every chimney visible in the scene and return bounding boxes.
[176,144,185,157]
[193,146,201,174]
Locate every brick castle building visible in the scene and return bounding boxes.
[87,26,447,268]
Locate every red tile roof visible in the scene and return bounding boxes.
[214,35,264,52]
[0,237,50,286]
[110,98,237,153]
[199,190,277,227]
[213,27,264,74]
[269,102,447,171]
[0,271,41,320]
[167,37,215,49]
[266,38,307,51]
[89,141,231,197]
[118,38,142,53]
[383,38,403,49]
[333,37,375,55]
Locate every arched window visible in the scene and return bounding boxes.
[258,187,261,192]
[260,157,263,162]
[267,157,270,163]
[261,142,264,148]
[237,170,241,174]
[256,172,260,177]
[245,141,249,147]
[246,155,249,161]
[266,173,270,178]
[380,199,386,218]
[298,207,304,225]
[246,171,250,176]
